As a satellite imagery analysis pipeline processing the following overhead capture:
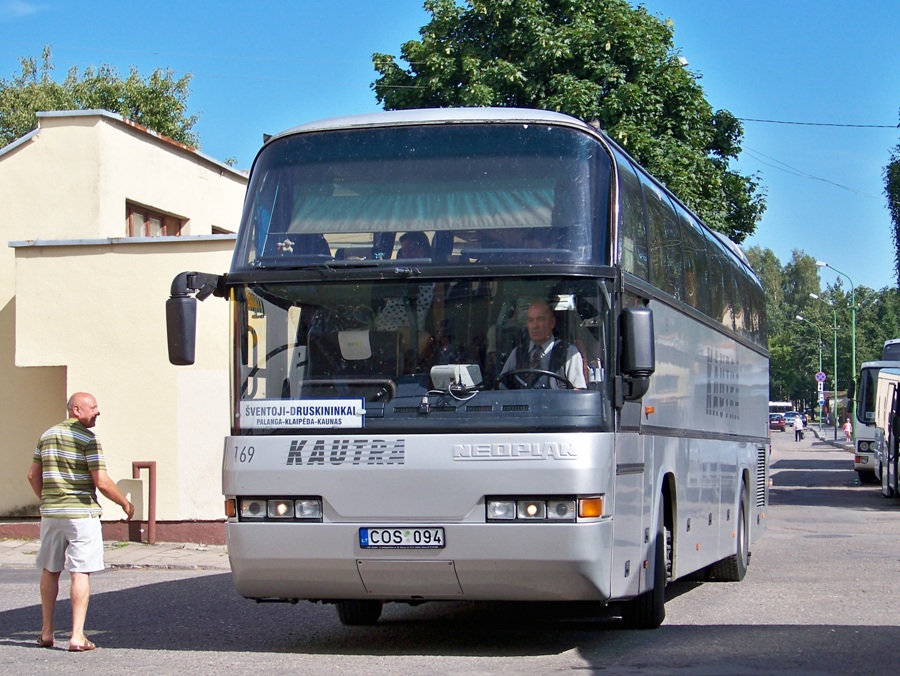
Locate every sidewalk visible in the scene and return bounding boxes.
[0,538,230,571]
[808,425,854,452]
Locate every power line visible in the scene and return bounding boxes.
[740,117,898,129]
[743,147,900,207]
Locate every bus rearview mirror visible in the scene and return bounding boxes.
[166,295,197,366]
[621,306,655,401]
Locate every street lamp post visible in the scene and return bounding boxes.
[810,293,839,440]
[816,261,856,433]
[796,314,824,432]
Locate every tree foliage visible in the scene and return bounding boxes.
[0,46,199,149]
[885,137,900,287]
[372,0,766,242]
[748,245,900,405]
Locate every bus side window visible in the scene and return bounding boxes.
[675,208,710,311]
[614,156,649,281]
[706,235,735,331]
[891,384,900,447]
[641,174,683,299]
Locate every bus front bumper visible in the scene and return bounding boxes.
[226,520,615,602]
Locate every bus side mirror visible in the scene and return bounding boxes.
[166,295,197,366]
[165,271,225,366]
[847,379,856,401]
[620,306,655,401]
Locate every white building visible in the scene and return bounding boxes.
[1,110,248,542]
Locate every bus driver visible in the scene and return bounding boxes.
[499,299,586,389]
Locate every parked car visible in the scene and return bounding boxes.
[769,413,786,432]
[783,410,807,427]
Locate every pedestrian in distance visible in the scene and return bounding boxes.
[27,392,135,652]
[843,418,853,443]
[793,414,805,442]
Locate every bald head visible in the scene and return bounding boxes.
[68,392,100,428]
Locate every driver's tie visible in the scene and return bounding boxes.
[524,345,542,386]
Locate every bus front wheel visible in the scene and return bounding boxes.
[621,497,669,629]
[711,486,749,582]
[336,599,384,626]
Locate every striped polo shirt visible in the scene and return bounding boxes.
[32,418,107,518]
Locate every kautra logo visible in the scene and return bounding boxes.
[286,439,405,466]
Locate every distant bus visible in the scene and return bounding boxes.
[166,107,769,630]
[882,339,900,361]
[854,361,899,483]
[769,401,793,415]
[872,367,900,497]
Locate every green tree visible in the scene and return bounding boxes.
[0,46,199,149]
[372,0,766,242]
[748,245,900,405]
[886,139,900,287]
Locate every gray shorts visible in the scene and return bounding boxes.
[36,517,105,574]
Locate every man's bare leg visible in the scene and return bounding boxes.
[39,569,60,644]
[69,571,91,648]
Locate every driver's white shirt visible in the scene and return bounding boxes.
[499,338,586,389]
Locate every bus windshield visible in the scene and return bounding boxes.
[233,275,613,435]
[232,123,610,270]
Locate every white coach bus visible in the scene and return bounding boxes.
[166,108,769,629]
[873,367,900,498]
[854,360,900,483]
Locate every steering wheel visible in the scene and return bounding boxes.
[498,368,575,390]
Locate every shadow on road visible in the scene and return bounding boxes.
[1,572,898,673]
[771,458,851,471]
[769,485,900,511]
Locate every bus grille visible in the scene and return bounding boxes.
[756,445,768,508]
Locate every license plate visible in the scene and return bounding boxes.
[359,527,445,549]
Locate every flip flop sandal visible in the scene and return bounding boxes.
[68,639,96,652]
[37,636,54,648]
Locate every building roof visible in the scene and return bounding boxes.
[1,109,247,179]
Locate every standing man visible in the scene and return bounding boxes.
[27,392,134,652]
[499,299,586,389]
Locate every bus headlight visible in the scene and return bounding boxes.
[858,441,870,452]
[238,497,323,522]
[295,499,323,519]
[486,496,592,522]
[268,499,294,519]
[486,500,517,520]
[547,500,576,520]
[240,498,267,520]
[517,500,547,519]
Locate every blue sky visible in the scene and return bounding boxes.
[2,0,898,290]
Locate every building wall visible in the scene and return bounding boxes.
[1,110,247,525]
[13,239,234,521]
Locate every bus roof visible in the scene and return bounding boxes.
[262,106,758,278]
[268,107,590,143]
[860,360,900,370]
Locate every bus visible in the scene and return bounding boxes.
[769,401,793,415]
[883,339,900,361]
[853,361,899,483]
[873,367,900,497]
[166,108,769,629]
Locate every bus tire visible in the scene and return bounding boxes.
[621,497,668,629]
[336,599,384,626]
[857,470,876,485]
[711,486,749,582]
